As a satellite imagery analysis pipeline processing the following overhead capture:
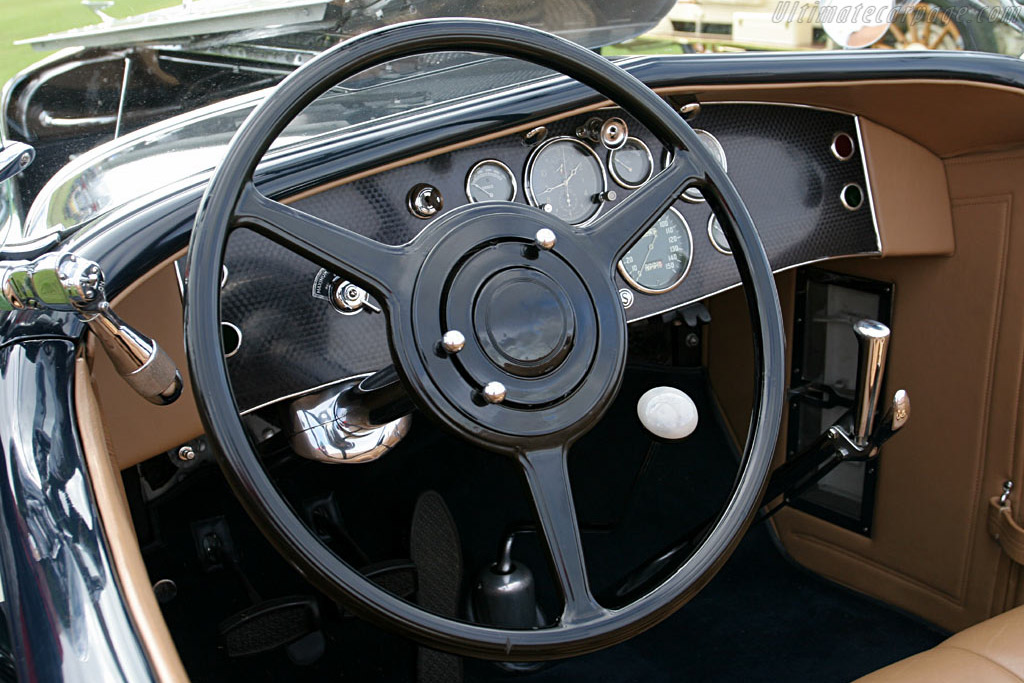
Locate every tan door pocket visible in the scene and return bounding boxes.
[988,483,1024,565]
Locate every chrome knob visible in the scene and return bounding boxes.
[482,381,507,404]
[441,329,465,354]
[535,228,556,250]
[852,319,890,446]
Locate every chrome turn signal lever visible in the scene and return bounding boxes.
[0,252,182,405]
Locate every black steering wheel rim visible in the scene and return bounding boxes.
[186,18,785,660]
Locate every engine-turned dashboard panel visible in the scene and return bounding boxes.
[213,102,879,411]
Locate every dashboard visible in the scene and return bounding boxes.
[210,102,879,412]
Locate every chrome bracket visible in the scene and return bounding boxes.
[1001,480,1015,507]
[827,424,875,461]
[290,376,410,464]
[0,252,182,405]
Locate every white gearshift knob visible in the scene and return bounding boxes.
[637,386,699,440]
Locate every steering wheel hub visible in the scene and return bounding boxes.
[409,205,616,431]
[473,268,575,377]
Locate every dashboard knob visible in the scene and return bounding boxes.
[637,386,698,440]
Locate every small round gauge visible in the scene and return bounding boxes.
[664,130,728,204]
[608,137,654,189]
[466,159,517,203]
[683,130,727,203]
[525,137,606,226]
[618,207,694,294]
[708,214,732,255]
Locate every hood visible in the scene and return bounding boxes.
[18,0,677,54]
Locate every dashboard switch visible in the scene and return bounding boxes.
[637,386,699,440]
[408,183,444,219]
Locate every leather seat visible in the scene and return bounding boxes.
[857,605,1024,682]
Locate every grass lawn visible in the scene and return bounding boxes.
[0,0,178,84]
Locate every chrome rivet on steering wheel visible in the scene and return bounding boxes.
[440,329,466,354]
[535,228,557,250]
[481,381,507,404]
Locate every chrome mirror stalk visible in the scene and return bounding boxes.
[0,252,182,404]
[0,141,34,184]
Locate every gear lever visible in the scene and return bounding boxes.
[852,319,890,446]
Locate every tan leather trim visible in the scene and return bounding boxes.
[859,118,954,257]
[989,498,1024,565]
[89,248,203,468]
[857,647,1023,683]
[856,605,1024,681]
[726,157,1024,632]
[75,356,190,683]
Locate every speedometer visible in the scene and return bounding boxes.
[525,137,606,226]
[618,207,694,294]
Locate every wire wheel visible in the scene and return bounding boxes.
[875,1,966,50]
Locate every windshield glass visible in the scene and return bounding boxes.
[2,0,1022,238]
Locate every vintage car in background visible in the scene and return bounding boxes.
[658,0,1024,52]
[3,1,1024,682]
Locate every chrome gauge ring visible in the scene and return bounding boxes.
[524,136,607,226]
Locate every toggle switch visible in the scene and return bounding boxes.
[637,386,699,440]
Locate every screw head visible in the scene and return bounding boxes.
[535,228,556,250]
[441,330,465,354]
[177,446,195,462]
[482,381,507,404]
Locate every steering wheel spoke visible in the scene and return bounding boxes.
[235,182,410,301]
[518,445,607,626]
[588,151,701,263]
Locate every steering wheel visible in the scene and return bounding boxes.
[186,18,785,660]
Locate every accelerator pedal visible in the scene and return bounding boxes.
[410,490,464,683]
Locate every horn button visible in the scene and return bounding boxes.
[433,237,602,409]
[474,270,575,378]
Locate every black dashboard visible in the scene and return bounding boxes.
[214,102,879,412]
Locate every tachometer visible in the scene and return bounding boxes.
[618,207,693,294]
[525,137,606,225]
[466,159,517,203]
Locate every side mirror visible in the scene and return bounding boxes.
[821,0,894,49]
[0,141,35,184]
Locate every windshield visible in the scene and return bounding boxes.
[2,0,1023,239]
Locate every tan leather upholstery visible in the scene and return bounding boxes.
[857,606,1024,682]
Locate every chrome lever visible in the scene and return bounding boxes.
[852,319,890,446]
[0,252,182,405]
